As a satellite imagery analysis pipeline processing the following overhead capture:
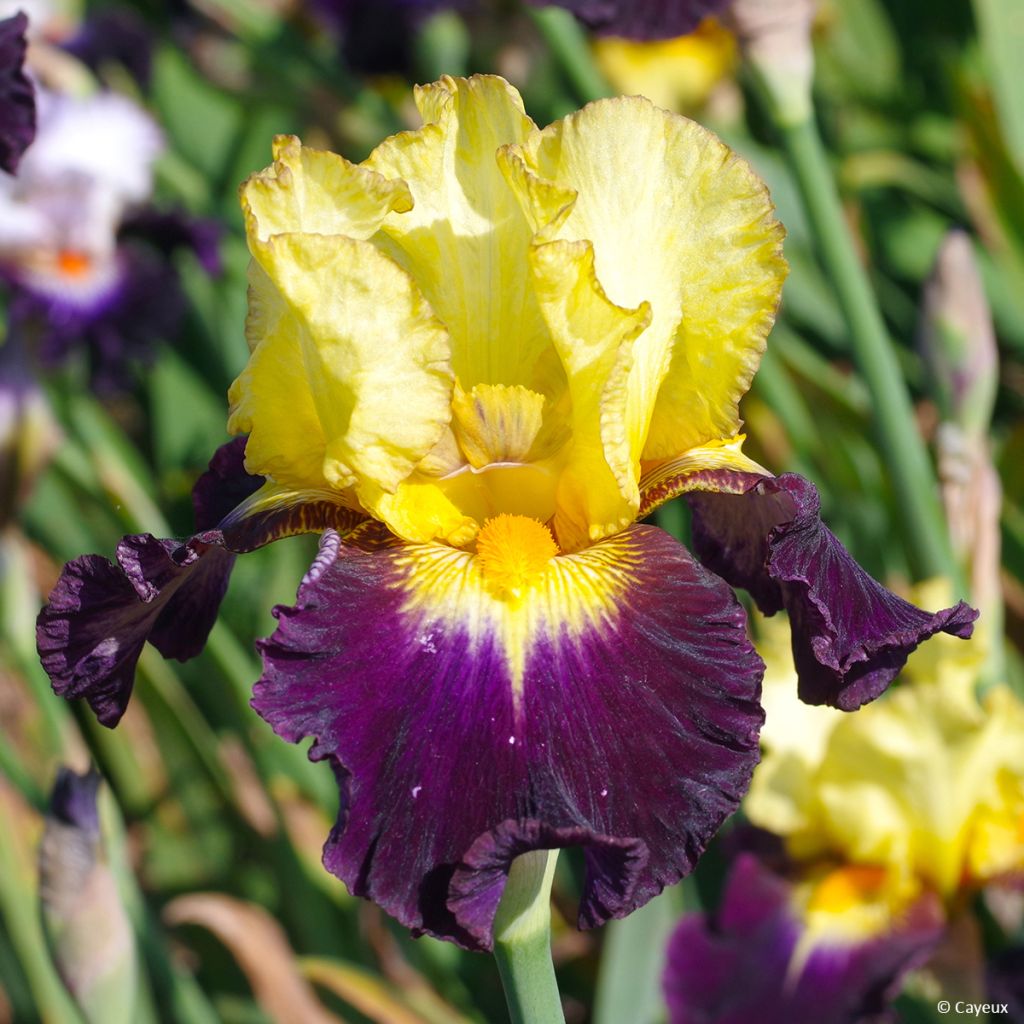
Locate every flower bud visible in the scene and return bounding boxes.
[39,767,137,1024]
[918,229,998,438]
[729,0,817,124]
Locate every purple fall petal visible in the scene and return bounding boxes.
[252,524,764,950]
[687,473,977,709]
[0,13,35,174]
[663,854,944,1024]
[36,437,367,726]
[36,440,263,726]
[37,535,236,727]
[540,0,729,41]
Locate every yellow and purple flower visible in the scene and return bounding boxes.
[37,76,974,949]
[664,605,1022,1021]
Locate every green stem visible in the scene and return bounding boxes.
[492,850,564,1024]
[526,7,613,104]
[756,81,959,585]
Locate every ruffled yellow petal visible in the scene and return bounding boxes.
[231,231,453,496]
[814,679,1024,895]
[228,260,327,487]
[526,237,650,550]
[243,135,412,243]
[363,76,559,392]
[509,96,786,464]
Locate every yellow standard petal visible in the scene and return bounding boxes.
[363,76,561,393]
[508,96,787,465]
[230,141,454,499]
[244,135,412,242]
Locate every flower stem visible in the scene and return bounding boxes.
[526,7,613,103]
[492,850,564,1024]
[754,77,960,585]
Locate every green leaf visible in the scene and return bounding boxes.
[973,0,1024,172]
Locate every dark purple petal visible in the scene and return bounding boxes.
[252,524,764,950]
[687,473,977,710]
[988,947,1024,1020]
[119,207,223,276]
[37,442,259,727]
[191,436,263,532]
[0,12,36,173]
[663,854,944,1024]
[62,9,153,91]
[37,440,363,726]
[37,536,235,726]
[539,0,729,41]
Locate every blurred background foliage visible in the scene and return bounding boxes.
[1,0,1024,1021]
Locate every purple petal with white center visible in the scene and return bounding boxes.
[252,524,764,950]
[0,13,35,174]
[663,854,944,1024]
[687,473,977,709]
[10,243,184,394]
[540,0,729,40]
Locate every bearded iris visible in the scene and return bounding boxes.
[37,75,974,950]
[663,605,1021,1023]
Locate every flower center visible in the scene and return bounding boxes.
[56,249,93,279]
[806,865,888,914]
[475,514,559,598]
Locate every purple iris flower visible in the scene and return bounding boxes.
[0,85,221,391]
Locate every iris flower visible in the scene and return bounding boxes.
[0,76,220,390]
[664,604,1021,1021]
[38,75,974,949]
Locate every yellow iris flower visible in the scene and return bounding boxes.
[228,74,785,558]
[748,601,1024,942]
